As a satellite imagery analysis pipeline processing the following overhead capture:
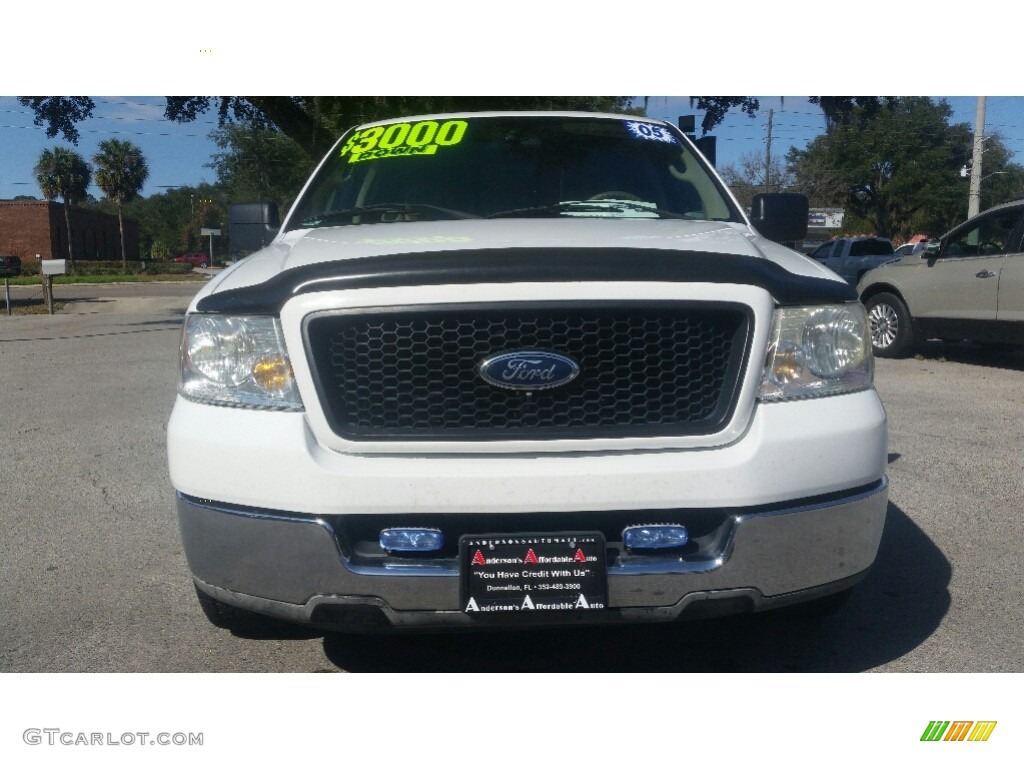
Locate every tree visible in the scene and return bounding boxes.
[20,97,639,159]
[21,95,903,156]
[119,184,222,259]
[782,145,849,209]
[207,123,314,214]
[34,147,91,267]
[787,98,984,239]
[720,151,794,208]
[689,97,898,134]
[968,132,1024,214]
[807,97,901,132]
[93,139,149,268]
[19,97,95,144]
[689,98,762,134]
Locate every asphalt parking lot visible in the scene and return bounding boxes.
[1,282,1022,672]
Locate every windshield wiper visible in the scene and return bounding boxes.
[486,200,692,219]
[302,202,479,228]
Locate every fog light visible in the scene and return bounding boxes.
[623,525,689,551]
[380,528,444,553]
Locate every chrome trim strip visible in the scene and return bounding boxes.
[734,476,887,524]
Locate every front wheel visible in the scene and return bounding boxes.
[865,292,915,358]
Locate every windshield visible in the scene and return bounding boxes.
[284,115,741,231]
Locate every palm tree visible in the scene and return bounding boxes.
[34,147,91,268]
[93,139,149,268]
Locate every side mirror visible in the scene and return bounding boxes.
[923,240,940,258]
[750,193,809,244]
[228,202,281,254]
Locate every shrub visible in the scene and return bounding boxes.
[150,241,173,261]
[70,260,145,276]
[15,259,41,275]
[144,262,194,275]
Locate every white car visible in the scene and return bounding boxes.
[168,112,887,632]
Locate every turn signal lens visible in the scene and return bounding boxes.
[252,355,294,393]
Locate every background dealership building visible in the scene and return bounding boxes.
[0,200,139,264]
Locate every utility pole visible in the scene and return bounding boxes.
[764,109,774,193]
[968,97,986,219]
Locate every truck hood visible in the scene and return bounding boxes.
[203,218,836,298]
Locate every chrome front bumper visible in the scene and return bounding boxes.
[179,478,888,631]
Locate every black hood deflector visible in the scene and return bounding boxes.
[196,248,856,314]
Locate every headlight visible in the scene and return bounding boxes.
[179,315,303,410]
[758,304,873,401]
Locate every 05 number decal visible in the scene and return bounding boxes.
[624,120,678,144]
[341,119,468,163]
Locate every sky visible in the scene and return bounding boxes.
[0,96,223,199]
[3,95,1023,202]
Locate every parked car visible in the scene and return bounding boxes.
[173,253,210,268]
[0,255,21,278]
[168,112,887,633]
[809,236,898,284]
[858,200,1024,357]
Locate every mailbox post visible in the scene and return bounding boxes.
[1,255,21,315]
[41,259,67,315]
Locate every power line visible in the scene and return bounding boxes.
[0,123,210,139]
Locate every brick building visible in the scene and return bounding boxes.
[0,200,139,263]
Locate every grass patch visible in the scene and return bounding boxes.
[3,298,66,315]
[4,273,209,286]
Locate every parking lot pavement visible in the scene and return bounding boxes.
[1,292,1022,671]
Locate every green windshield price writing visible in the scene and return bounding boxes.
[341,120,468,163]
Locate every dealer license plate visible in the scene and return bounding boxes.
[460,533,607,614]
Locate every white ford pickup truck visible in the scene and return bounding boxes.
[168,111,888,632]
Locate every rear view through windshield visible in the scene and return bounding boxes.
[849,239,895,257]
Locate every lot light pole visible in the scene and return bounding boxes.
[968,97,986,219]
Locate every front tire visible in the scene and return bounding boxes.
[865,292,915,358]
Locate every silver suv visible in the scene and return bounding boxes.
[858,201,1024,357]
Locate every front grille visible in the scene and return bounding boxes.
[304,302,751,441]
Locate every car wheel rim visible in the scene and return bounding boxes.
[868,303,898,348]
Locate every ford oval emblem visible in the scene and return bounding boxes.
[478,350,580,391]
